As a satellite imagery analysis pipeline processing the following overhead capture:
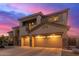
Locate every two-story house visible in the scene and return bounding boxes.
[18,9,69,48]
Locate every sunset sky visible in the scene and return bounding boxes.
[0,3,79,37]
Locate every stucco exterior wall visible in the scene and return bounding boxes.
[31,24,68,35]
[54,12,68,25]
[19,15,42,36]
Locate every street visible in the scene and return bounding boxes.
[0,46,79,56]
[0,46,62,56]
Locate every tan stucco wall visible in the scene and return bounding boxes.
[19,15,42,36]
[31,24,67,35]
[54,13,68,25]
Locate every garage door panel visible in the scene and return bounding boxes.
[21,36,30,46]
[47,35,62,48]
[24,37,29,46]
[34,36,46,47]
[34,35,62,48]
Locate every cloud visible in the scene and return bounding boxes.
[0,4,31,18]
[0,3,79,37]
[0,24,11,30]
[67,27,79,37]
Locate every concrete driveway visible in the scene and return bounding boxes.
[0,46,62,56]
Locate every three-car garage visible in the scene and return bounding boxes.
[21,34,62,48]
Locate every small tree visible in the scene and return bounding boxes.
[0,35,8,46]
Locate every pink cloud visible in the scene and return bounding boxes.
[67,27,79,37]
[67,16,79,37]
[0,13,19,26]
[26,6,54,14]
[0,24,11,31]
[0,32,9,36]
[0,23,13,36]
[9,4,54,15]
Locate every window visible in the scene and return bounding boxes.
[29,22,36,30]
[22,18,36,27]
[22,21,27,26]
[22,18,37,31]
[28,19,37,30]
[49,16,59,22]
[53,16,59,21]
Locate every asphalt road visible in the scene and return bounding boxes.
[0,46,62,56]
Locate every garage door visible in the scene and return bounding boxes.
[34,35,46,47]
[34,34,62,48]
[47,34,62,48]
[21,36,30,46]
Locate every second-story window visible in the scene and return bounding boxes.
[22,18,36,27]
[49,16,59,22]
[22,21,27,26]
[29,22,36,30]
[53,16,59,21]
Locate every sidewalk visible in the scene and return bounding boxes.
[62,49,79,56]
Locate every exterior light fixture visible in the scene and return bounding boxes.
[47,34,61,38]
[35,35,45,38]
[53,16,59,21]
[49,16,59,22]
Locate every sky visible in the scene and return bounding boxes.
[0,3,79,37]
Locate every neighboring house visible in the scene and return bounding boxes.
[8,26,20,46]
[18,9,69,48]
[12,26,20,46]
[8,31,14,45]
